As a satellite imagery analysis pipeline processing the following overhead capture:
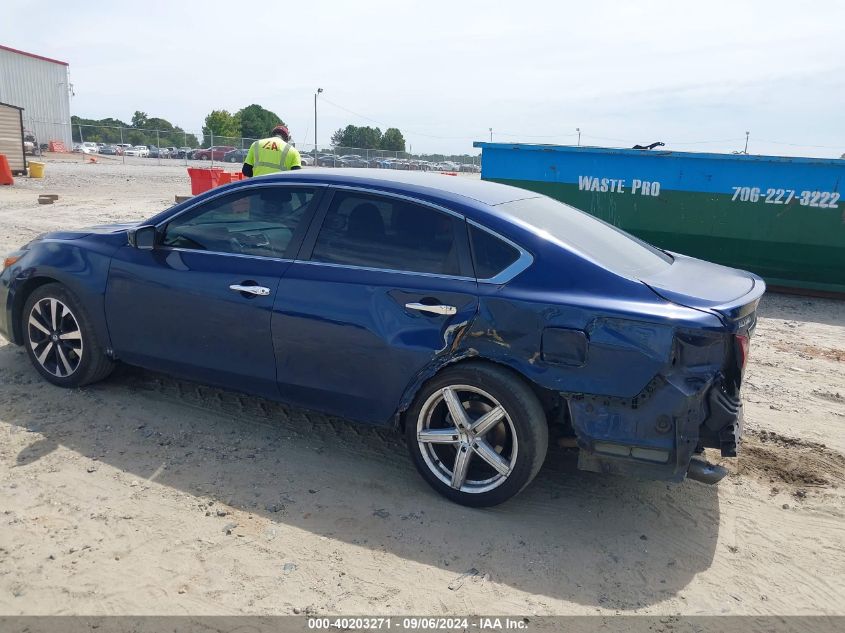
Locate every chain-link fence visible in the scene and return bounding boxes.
[23,120,481,172]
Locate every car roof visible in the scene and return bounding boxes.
[257,168,532,206]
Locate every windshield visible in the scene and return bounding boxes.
[497,196,672,278]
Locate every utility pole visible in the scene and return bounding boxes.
[314,88,323,165]
[489,127,493,142]
[744,131,750,154]
[576,127,581,146]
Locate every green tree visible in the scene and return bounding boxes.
[171,127,200,148]
[72,115,130,143]
[355,126,382,149]
[330,124,383,149]
[131,111,148,129]
[330,125,355,147]
[237,104,284,140]
[72,113,200,147]
[380,127,405,151]
[202,110,240,146]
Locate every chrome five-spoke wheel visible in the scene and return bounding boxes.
[27,297,83,378]
[417,385,519,493]
[407,364,548,506]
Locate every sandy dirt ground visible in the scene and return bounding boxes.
[0,159,843,615]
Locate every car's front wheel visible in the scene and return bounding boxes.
[405,364,548,507]
[22,283,115,388]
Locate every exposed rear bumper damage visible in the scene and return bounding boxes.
[567,373,742,484]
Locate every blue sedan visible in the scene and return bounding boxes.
[0,170,764,506]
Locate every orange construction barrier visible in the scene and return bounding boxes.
[187,167,223,195]
[217,172,232,185]
[48,140,68,152]
[0,154,13,186]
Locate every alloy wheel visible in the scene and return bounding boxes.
[416,385,518,494]
[27,298,84,378]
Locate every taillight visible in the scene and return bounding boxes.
[735,334,750,370]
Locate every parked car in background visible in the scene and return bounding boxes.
[223,148,249,163]
[116,144,132,153]
[317,154,343,167]
[339,155,369,168]
[98,145,121,156]
[193,146,236,161]
[176,147,193,159]
[459,163,481,173]
[79,142,99,154]
[124,145,150,157]
[0,170,764,506]
[149,147,171,159]
[300,155,315,166]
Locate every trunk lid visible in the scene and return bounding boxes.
[641,252,765,330]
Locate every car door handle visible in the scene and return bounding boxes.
[229,284,270,296]
[405,302,457,316]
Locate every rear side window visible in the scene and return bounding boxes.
[497,196,672,277]
[311,192,461,276]
[470,226,520,280]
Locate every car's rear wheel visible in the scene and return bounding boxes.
[22,283,114,388]
[405,364,548,507]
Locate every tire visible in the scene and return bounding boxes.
[22,283,115,388]
[405,363,548,507]
[201,155,209,161]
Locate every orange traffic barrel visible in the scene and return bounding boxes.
[0,154,14,185]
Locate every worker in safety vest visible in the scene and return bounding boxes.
[242,124,301,177]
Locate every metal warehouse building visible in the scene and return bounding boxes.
[0,44,72,148]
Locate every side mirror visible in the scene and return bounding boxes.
[129,225,157,250]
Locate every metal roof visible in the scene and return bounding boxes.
[258,168,532,206]
[0,44,69,66]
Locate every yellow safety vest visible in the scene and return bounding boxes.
[245,136,301,176]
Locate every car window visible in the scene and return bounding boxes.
[311,192,461,276]
[497,196,672,277]
[469,225,520,280]
[162,187,315,258]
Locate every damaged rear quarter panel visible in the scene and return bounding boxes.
[400,275,731,481]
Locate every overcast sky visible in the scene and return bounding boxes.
[3,0,844,156]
